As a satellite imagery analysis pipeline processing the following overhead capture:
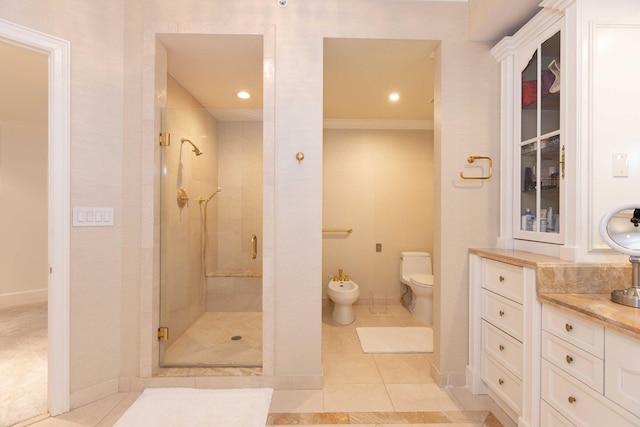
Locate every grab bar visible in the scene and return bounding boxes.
[322,228,353,234]
[251,234,257,260]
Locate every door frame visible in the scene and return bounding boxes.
[0,19,71,415]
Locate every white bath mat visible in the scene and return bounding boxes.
[356,327,433,353]
[115,387,273,427]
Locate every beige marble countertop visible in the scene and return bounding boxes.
[470,248,638,339]
[469,248,571,268]
[538,293,640,339]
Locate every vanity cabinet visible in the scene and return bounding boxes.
[540,304,640,426]
[468,254,541,426]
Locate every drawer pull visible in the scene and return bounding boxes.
[499,344,505,351]
[499,310,505,317]
[498,378,504,385]
[499,275,505,282]
[565,323,573,332]
[568,396,577,404]
[565,355,573,364]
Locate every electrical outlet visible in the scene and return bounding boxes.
[376,243,382,252]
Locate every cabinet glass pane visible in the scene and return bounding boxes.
[521,51,538,142]
[520,142,537,231]
[539,135,560,234]
[540,32,561,136]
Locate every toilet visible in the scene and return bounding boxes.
[327,279,360,325]
[400,251,434,324]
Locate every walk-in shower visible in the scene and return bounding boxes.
[157,33,264,369]
[159,108,264,368]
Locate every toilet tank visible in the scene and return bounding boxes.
[400,251,432,281]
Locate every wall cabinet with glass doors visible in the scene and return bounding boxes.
[516,29,563,244]
[492,11,567,256]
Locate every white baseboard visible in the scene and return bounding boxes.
[119,374,323,392]
[0,288,47,309]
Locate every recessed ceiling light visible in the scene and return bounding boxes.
[237,91,251,99]
[389,92,400,102]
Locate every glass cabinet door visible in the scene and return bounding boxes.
[517,30,562,242]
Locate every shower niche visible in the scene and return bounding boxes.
[157,34,264,369]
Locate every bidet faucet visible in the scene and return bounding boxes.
[338,269,343,281]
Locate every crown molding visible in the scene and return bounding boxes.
[323,119,434,130]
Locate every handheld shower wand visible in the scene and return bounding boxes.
[198,187,222,205]
[181,138,203,156]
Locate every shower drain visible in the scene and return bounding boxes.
[230,335,242,341]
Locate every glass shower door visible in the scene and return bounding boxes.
[158,108,263,368]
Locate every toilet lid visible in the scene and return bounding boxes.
[410,274,433,287]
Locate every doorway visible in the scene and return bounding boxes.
[322,38,436,313]
[156,34,265,368]
[0,20,71,417]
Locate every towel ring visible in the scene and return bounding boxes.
[460,156,492,181]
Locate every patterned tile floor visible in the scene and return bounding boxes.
[18,303,516,426]
[263,304,515,426]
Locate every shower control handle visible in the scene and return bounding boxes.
[177,188,189,208]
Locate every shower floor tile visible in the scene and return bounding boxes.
[162,311,262,367]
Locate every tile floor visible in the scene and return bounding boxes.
[162,311,262,367]
[18,303,516,426]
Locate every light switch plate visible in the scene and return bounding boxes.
[613,152,629,177]
[73,207,114,226]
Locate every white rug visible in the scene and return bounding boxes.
[115,387,273,427]
[356,327,433,353]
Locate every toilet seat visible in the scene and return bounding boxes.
[410,274,433,287]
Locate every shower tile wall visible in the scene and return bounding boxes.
[206,120,263,313]
[217,121,263,271]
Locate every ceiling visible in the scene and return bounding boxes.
[162,34,440,123]
[0,1,542,125]
[160,1,541,123]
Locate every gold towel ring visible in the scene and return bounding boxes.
[460,156,492,181]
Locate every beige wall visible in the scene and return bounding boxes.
[0,124,48,300]
[0,41,47,306]
[322,129,434,303]
[0,0,501,397]
[0,0,126,393]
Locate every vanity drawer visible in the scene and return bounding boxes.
[481,259,524,304]
[605,328,640,417]
[542,330,603,393]
[482,320,523,379]
[542,305,604,357]
[481,290,523,341]
[541,400,576,427]
[541,360,639,427]
[482,352,522,414]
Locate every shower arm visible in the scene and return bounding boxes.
[198,187,222,204]
[181,138,203,156]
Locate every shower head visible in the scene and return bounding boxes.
[181,138,203,156]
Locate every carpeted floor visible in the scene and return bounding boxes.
[0,301,48,427]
